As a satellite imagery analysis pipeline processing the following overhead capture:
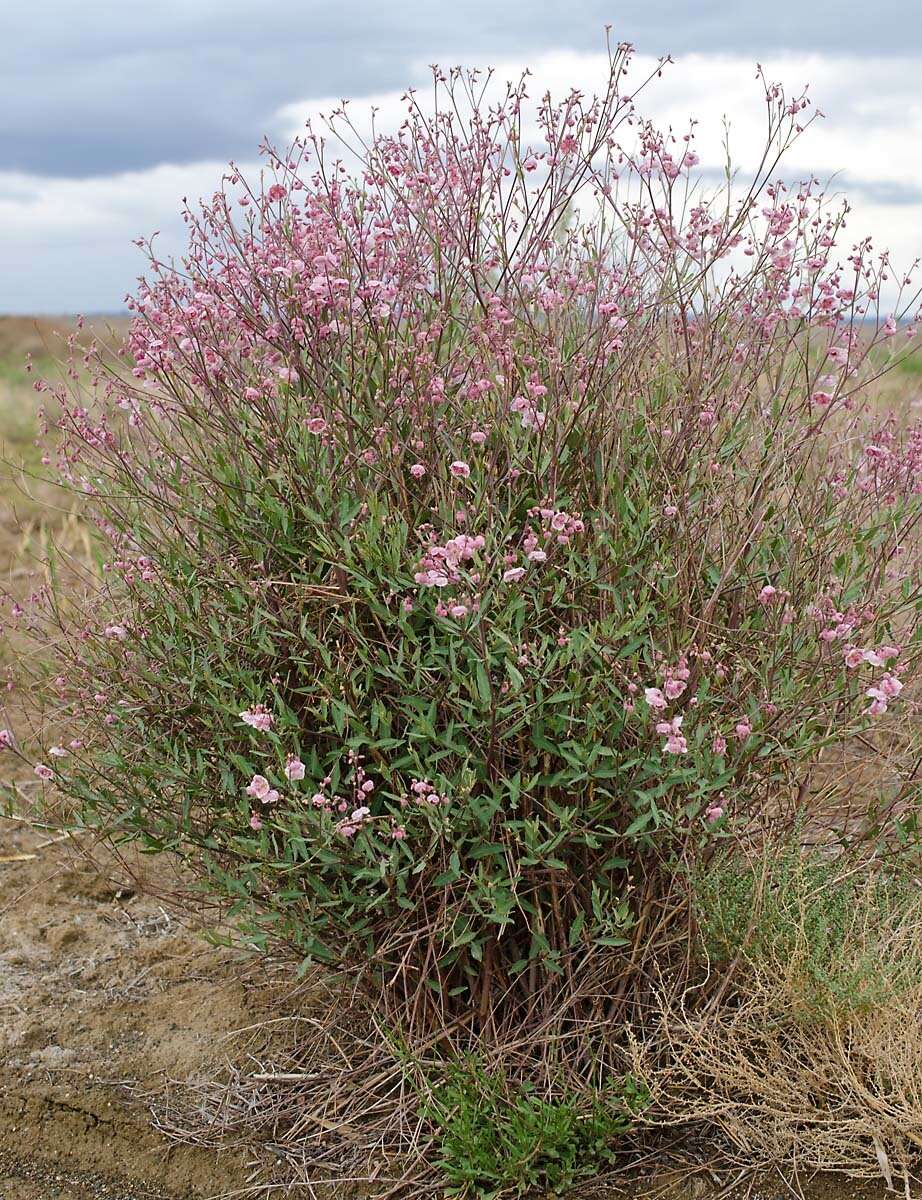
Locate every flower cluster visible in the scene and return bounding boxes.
[400,778,451,808]
[239,704,274,732]
[413,533,484,589]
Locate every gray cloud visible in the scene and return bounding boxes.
[4,0,921,179]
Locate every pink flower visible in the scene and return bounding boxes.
[391,824,406,840]
[245,774,271,799]
[416,570,450,587]
[470,430,487,445]
[104,624,128,640]
[449,604,469,618]
[249,812,263,831]
[705,803,724,822]
[843,646,865,669]
[34,763,54,781]
[734,719,752,741]
[663,504,678,517]
[758,585,778,605]
[267,183,287,202]
[239,704,273,732]
[711,734,727,756]
[306,416,327,434]
[409,463,427,478]
[0,729,12,749]
[656,715,687,754]
[663,677,686,700]
[644,687,667,711]
[337,806,371,837]
[527,549,547,563]
[503,567,526,583]
[450,461,471,479]
[284,755,305,781]
[865,688,888,716]
[878,673,903,698]
[48,745,68,758]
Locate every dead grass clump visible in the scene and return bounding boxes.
[632,861,922,1193]
[140,963,655,1198]
[641,982,922,1192]
[141,972,447,1197]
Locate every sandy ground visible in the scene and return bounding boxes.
[0,816,255,1200]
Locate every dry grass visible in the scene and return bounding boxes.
[629,869,922,1194]
[0,314,128,547]
[137,970,450,1198]
[636,983,922,1194]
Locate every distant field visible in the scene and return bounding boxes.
[0,316,129,555]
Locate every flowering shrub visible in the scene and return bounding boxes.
[9,45,921,1045]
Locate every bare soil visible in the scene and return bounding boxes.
[0,816,254,1199]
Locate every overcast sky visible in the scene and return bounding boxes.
[3,1,922,312]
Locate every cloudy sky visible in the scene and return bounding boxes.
[3,0,922,313]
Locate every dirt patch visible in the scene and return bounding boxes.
[0,817,254,1199]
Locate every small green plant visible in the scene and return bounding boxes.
[428,1061,647,1198]
[694,843,922,1020]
